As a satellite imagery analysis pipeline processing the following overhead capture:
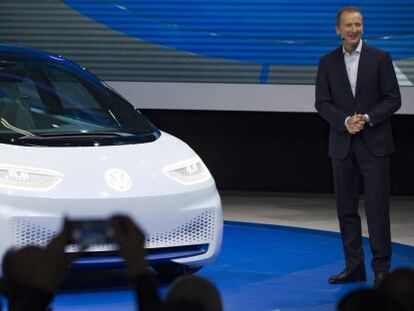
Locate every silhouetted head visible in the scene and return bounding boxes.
[163,275,222,311]
[337,288,388,311]
[378,267,414,311]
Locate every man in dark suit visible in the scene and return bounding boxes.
[315,6,401,287]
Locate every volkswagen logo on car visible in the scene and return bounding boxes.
[105,169,132,192]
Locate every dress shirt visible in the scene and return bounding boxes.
[343,39,362,97]
[343,40,371,128]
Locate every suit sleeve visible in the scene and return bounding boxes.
[314,57,348,132]
[366,52,401,125]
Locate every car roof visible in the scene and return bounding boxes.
[0,44,100,84]
[0,43,67,62]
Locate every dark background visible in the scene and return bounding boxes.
[142,110,414,195]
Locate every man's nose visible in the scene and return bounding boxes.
[351,24,358,31]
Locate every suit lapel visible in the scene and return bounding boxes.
[355,42,369,98]
[335,48,354,99]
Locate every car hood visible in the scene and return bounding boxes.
[0,131,211,198]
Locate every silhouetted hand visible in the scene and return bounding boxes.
[2,220,76,294]
[110,215,147,278]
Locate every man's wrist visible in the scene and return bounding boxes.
[363,114,373,126]
[127,257,148,278]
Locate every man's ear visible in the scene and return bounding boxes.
[336,26,340,35]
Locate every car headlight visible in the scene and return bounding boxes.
[163,157,212,185]
[0,164,63,191]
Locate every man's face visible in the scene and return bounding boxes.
[336,11,363,51]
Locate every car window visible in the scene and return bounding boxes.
[0,61,38,132]
[0,59,158,146]
[44,65,101,110]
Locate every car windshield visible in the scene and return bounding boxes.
[0,58,158,146]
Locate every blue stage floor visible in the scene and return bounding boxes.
[7,221,414,310]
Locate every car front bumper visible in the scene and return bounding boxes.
[0,185,223,270]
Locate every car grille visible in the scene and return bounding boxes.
[11,216,57,248]
[9,210,217,250]
[147,210,216,248]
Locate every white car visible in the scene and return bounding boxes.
[0,44,222,276]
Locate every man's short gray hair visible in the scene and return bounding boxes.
[336,6,363,26]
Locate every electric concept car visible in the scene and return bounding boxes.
[0,44,222,276]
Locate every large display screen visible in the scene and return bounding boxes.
[1,0,413,112]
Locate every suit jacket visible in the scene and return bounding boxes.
[315,42,401,159]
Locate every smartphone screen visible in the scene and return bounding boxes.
[67,219,113,248]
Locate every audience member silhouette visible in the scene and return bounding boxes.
[1,215,222,311]
[163,274,222,311]
[337,267,414,311]
[2,221,75,311]
[110,215,162,311]
[337,288,387,311]
[109,215,223,311]
[378,267,414,311]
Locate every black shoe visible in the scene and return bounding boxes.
[328,266,366,284]
[373,272,387,288]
